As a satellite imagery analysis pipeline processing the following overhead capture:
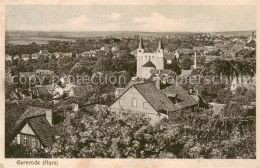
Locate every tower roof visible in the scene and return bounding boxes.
[138,38,144,49]
[158,39,164,50]
[142,60,156,68]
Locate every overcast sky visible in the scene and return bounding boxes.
[6,5,256,32]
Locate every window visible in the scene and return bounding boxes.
[132,98,137,107]
[32,137,36,147]
[132,88,136,92]
[143,102,149,109]
[139,50,141,52]
[24,135,27,145]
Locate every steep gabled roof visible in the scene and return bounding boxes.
[142,60,156,68]
[161,84,197,109]
[8,106,63,147]
[28,116,54,147]
[134,83,177,112]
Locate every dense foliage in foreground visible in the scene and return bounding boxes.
[6,105,255,158]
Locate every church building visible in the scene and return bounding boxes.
[136,38,165,78]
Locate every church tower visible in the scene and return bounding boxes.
[156,39,164,70]
[137,38,144,77]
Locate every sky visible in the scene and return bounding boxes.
[6,5,256,32]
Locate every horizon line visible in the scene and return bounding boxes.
[5,30,256,33]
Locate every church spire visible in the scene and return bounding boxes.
[138,38,144,49]
[158,39,164,50]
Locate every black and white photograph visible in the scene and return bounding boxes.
[3,2,257,162]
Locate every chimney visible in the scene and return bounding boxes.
[153,77,161,90]
[46,110,53,126]
[72,103,79,112]
[193,52,197,69]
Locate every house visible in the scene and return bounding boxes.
[21,54,30,61]
[9,89,22,101]
[39,50,49,56]
[45,84,64,99]
[164,54,175,64]
[111,46,119,52]
[100,46,110,51]
[204,46,215,54]
[10,106,64,149]
[5,54,12,62]
[68,85,92,97]
[222,50,235,60]
[31,53,39,60]
[63,83,76,93]
[31,87,52,100]
[110,82,198,124]
[61,52,73,57]
[82,50,96,57]
[35,69,54,75]
[208,102,225,115]
[19,72,36,78]
[13,55,20,60]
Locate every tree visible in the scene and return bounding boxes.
[171,57,181,75]
[180,55,193,70]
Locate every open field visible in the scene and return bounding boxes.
[6,30,256,45]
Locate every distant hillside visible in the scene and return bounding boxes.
[5,30,255,45]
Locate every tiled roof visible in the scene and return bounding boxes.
[19,72,36,77]
[28,116,54,147]
[125,79,145,90]
[9,106,63,147]
[32,87,51,97]
[71,85,92,97]
[164,54,175,60]
[142,60,156,68]
[134,83,178,112]
[162,84,197,109]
